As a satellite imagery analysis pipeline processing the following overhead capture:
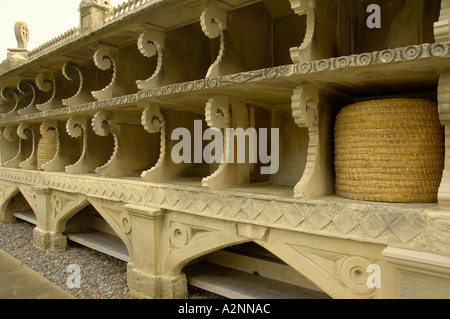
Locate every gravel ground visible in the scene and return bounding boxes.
[0,219,223,299]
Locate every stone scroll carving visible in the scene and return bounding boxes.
[201,7,227,78]
[17,80,38,115]
[36,71,61,111]
[91,110,160,177]
[0,87,19,117]
[38,120,82,172]
[1,81,37,118]
[91,47,118,101]
[435,0,450,42]
[62,62,93,107]
[437,72,450,209]
[4,123,38,170]
[65,116,113,174]
[140,105,167,182]
[291,85,333,198]
[202,96,254,189]
[289,0,316,63]
[136,30,165,90]
[0,126,19,166]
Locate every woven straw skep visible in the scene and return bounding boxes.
[36,132,57,170]
[334,98,444,203]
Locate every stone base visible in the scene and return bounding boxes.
[0,210,15,224]
[33,228,67,251]
[127,264,187,299]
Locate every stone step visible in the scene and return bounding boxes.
[184,262,331,299]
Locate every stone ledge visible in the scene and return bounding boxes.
[383,247,450,279]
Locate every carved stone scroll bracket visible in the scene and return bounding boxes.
[292,84,333,199]
[0,87,19,117]
[202,96,252,189]
[39,120,81,172]
[36,71,61,111]
[437,72,450,210]
[136,30,165,90]
[0,126,19,166]
[140,105,168,182]
[288,0,317,63]
[5,123,39,170]
[435,0,450,43]
[91,47,118,101]
[62,61,93,107]
[17,80,38,115]
[91,110,160,178]
[65,116,113,174]
[200,7,227,78]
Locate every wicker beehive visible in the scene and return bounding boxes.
[334,98,445,203]
[36,133,57,170]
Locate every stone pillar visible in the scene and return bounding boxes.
[30,187,67,251]
[438,73,450,210]
[124,204,187,299]
[79,0,113,34]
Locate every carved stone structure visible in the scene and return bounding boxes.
[0,0,450,299]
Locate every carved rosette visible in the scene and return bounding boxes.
[201,7,227,78]
[136,30,165,90]
[92,47,118,101]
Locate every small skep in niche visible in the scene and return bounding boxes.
[334,98,445,203]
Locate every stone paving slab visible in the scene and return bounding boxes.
[0,249,74,299]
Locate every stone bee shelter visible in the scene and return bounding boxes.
[1,0,450,299]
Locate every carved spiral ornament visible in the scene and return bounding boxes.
[94,47,114,71]
[142,105,164,133]
[39,120,58,139]
[200,7,227,39]
[36,72,55,92]
[3,126,18,142]
[338,256,376,296]
[169,222,193,249]
[17,123,32,140]
[66,116,85,138]
[205,96,230,129]
[91,111,112,137]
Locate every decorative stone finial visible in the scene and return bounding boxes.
[14,22,30,50]
[79,0,114,33]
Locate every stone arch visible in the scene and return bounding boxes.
[52,193,90,233]
[253,229,381,299]
[163,220,250,276]
[86,197,132,256]
[0,185,30,223]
